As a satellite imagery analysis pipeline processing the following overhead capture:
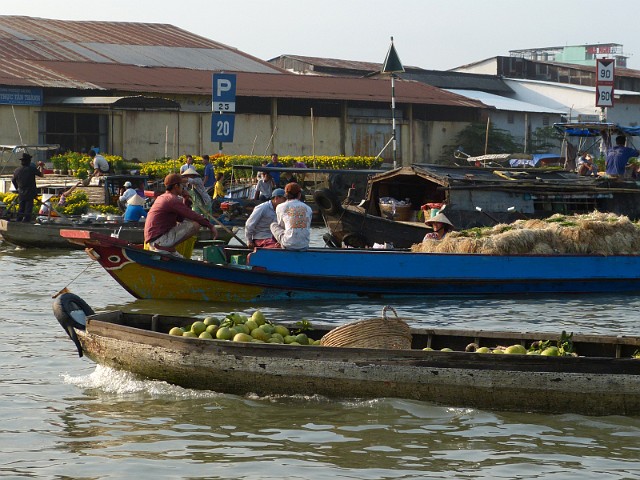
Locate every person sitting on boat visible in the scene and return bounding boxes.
[270,182,313,251]
[602,132,639,177]
[245,188,286,248]
[212,173,226,200]
[576,152,598,176]
[118,181,137,210]
[144,173,217,256]
[37,193,58,219]
[254,171,275,202]
[423,212,455,241]
[181,166,212,215]
[123,194,148,223]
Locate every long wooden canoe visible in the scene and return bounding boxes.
[59,307,640,416]
[0,219,234,249]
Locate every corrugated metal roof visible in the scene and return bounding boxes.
[445,89,566,114]
[0,15,281,73]
[7,59,484,107]
[0,16,486,110]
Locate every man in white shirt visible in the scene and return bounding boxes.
[270,182,312,250]
[90,150,109,176]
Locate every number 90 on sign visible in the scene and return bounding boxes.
[211,114,235,143]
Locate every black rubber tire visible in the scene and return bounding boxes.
[313,188,341,216]
[53,293,94,331]
[342,232,369,249]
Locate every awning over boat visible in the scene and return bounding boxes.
[554,122,640,137]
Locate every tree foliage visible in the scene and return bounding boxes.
[440,122,523,162]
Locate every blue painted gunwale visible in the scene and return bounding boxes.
[73,230,640,301]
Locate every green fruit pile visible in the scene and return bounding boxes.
[168,310,321,346]
[424,331,578,356]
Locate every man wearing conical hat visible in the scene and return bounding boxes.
[423,212,455,241]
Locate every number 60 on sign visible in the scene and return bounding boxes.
[596,85,614,108]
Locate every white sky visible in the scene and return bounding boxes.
[6,0,640,71]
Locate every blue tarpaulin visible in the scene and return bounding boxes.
[554,122,640,137]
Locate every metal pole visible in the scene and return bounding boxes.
[392,73,397,168]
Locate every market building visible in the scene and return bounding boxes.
[0,15,487,167]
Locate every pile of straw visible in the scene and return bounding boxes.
[411,212,640,255]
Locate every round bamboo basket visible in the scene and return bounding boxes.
[320,306,412,350]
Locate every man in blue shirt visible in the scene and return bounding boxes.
[266,153,283,186]
[202,155,215,191]
[605,134,639,177]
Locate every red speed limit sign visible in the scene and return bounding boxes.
[597,58,615,83]
[596,58,615,107]
[596,85,614,107]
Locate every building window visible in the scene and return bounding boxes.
[39,112,108,153]
[542,115,549,126]
[507,112,515,124]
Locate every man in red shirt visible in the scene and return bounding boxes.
[144,173,217,256]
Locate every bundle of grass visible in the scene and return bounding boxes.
[411,211,640,255]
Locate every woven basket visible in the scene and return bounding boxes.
[320,306,412,350]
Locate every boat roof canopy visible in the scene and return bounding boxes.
[554,122,640,137]
[0,144,60,152]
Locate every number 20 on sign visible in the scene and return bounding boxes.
[211,114,235,142]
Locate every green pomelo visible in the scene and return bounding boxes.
[251,310,266,325]
[182,331,197,338]
[505,345,527,355]
[199,331,213,340]
[169,327,183,336]
[191,321,207,335]
[216,327,234,340]
[244,320,258,332]
[541,347,559,356]
[475,347,491,353]
[273,325,289,337]
[203,317,220,326]
[233,333,253,342]
[205,325,219,335]
[251,328,270,342]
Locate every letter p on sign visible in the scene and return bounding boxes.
[212,73,236,113]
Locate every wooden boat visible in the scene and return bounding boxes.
[224,165,386,225]
[315,163,640,248]
[52,294,640,416]
[0,218,235,249]
[60,230,640,302]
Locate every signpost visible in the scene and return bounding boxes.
[381,37,405,168]
[212,73,237,149]
[595,58,615,110]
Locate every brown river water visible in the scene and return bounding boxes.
[1,228,639,479]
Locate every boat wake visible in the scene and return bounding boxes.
[62,365,223,399]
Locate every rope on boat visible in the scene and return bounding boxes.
[51,258,99,298]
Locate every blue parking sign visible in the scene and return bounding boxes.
[211,113,235,142]
[212,73,236,112]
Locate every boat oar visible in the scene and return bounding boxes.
[475,206,500,225]
[204,211,248,247]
